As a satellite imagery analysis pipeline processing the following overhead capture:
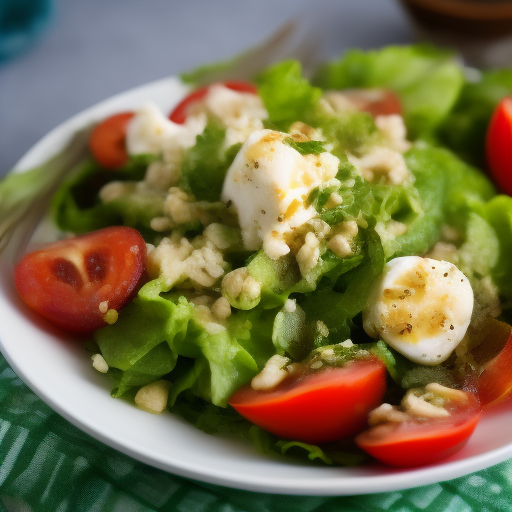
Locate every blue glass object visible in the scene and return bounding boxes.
[0,0,56,62]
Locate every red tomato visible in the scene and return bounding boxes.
[89,112,135,169]
[486,96,512,195]
[355,392,481,467]
[169,81,258,124]
[477,322,512,407]
[228,357,387,444]
[341,89,402,117]
[14,226,146,333]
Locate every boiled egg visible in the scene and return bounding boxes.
[221,129,339,259]
[363,256,473,365]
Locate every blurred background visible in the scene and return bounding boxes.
[1,0,512,177]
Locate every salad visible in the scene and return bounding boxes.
[8,44,512,468]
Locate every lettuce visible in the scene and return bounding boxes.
[95,280,275,406]
[179,122,241,202]
[52,155,160,235]
[299,228,385,341]
[313,45,464,138]
[439,69,512,165]
[478,195,512,303]
[256,60,322,129]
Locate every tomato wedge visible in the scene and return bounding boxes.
[355,392,481,467]
[89,112,134,169]
[169,81,258,124]
[477,322,512,407]
[229,357,387,444]
[486,96,512,195]
[14,226,146,332]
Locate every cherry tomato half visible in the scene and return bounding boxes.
[89,112,135,169]
[477,321,512,407]
[169,81,258,124]
[486,96,512,195]
[229,357,387,444]
[355,392,481,467]
[14,226,146,332]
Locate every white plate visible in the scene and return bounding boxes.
[1,77,512,496]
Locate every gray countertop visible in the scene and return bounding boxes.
[0,0,412,178]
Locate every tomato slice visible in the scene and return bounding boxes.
[477,321,512,407]
[486,97,512,195]
[355,392,481,467]
[14,226,146,332]
[89,112,135,169]
[228,357,387,444]
[169,81,258,124]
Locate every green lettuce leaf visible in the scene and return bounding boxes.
[256,60,322,129]
[95,280,275,406]
[52,155,160,236]
[438,69,512,165]
[179,121,241,202]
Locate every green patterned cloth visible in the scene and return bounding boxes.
[1,354,511,512]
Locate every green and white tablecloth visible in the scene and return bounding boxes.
[1,353,511,512]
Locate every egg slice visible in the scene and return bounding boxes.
[363,256,474,365]
[221,129,339,259]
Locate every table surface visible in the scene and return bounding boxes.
[0,0,413,177]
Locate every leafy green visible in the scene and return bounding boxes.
[300,228,385,341]
[313,45,464,137]
[256,60,322,129]
[179,122,241,202]
[283,138,326,155]
[478,195,512,303]
[439,68,512,165]
[95,280,276,406]
[52,155,161,236]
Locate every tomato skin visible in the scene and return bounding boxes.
[169,81,258,124]
[486,97,512,195]
[478,326,512,407]
[355,394,481,467]
[14,226,146,333]
[228,358,387,444]
[89,112,134,169]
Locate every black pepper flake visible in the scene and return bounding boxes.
[399,323,413,335]
[226,200,232,208]
[450,325,454,330]
[444,272,448,277]
[277,215,284,222]
[254,160,259,169]
[261,209,266,215]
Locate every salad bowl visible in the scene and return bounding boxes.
[2,73,512,497]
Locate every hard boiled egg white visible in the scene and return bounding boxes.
[363,256,474,365]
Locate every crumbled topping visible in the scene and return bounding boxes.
[147,233,227,289]
[135,380,172,415]
[251,354,291,391]
[91,354,109,374]
[296,232,320,277]
[375,114,411,154]
[347,147,411,186]
[284,299,297,313]
[222,267,261,304]
[211,297,232,320]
